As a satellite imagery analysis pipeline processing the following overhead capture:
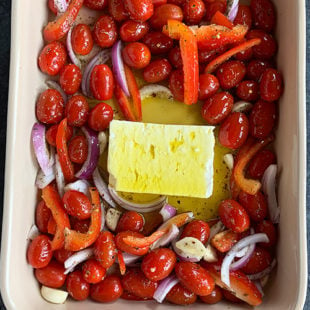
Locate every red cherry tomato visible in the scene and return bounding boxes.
[68,135,88,164]
[120,21,149,42]
[211,230,239,253]
[65,95,89,127]
[166,283,197,305]
[122,42,151,69]
[27,234,52,268]
[218,199,250,233]
[121,290,151,301]
[63,190,92,220]
[94,231,117,269]
[71,218,90,233]
[71,24,93,56]
[90,64,114,101]
[250,0,276,33]
[199,74,220,100]
[84,0,107,9]
[82,259,106,284]
[93,15,117,48]
[143,59,172,83]
[234,4,252,29]
[149,4,183,29]
[35,260,66,288]
[223,290,242,303]
[248,149,276,179]
[246,59,273,82]
[255,220,277,248]
[66,270,90,301]
[216,60,246,89]
[234,45,253,61]
[218,112,249,149]
[38,41,67,76]
[141,248,176,281]
[168,47,182,69]
[260,68,283,102]
[249,100,276,139]
[121,268,158,298]
[167,0,186,5]
[180,220,210,243]
[142,32,173,55]
[91,275,123,302]
[35,201,51,234]
[236,80,259,102]
[115,231,150,255]
[153,0,167,5]
[54,248,73,264]
[36,89,64,124]
[59,64,82,95]
[169,69,184,102]
[116,211,144,233]
[241,246,272,274]
[201,91,234,125]
[199,46,227,64]
[124,0,154,22]
[204,0,227,21]
[108,0,129,22]
[88,102,114,131]
[183,0,206,24]
[46,123,73,147]
[200,287,223,304]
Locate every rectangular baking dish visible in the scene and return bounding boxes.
[0,0,307,309]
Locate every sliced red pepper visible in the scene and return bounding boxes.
[205,38,261,73]
[64,187,101,251]
[43,0,84,42]
[42,185,70,251]
[56,118,75,182]
[210,11,234,29]
[47,216,57,235]
[211,230,239,253]
[117,252,126,275]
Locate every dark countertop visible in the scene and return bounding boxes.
[0,1,309,309]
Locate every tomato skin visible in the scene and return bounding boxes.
[115,231,150,255]
[124,0,154,22]
[241,246,272,274]
[248,149,276,179]
[91,275,123,302]
[122,42,151,69]
[166,283,197,305]
[68,135,88,164]
[250,0,276,33]
[82,259,106,284]
[65,95,89,127]
[180,220,210,243]
[90,64,114,101]
[71,218,90,233]
[236,80,259,102]
[234,5,252,29]
[142,32,173,55]
[71,24,93,56]
[27,234,52,268]
[88,102,114,131]
[66,270,90,301]
[36,89,64,124]
[59,64,82,95]
[168,47,182,69]
[222,290,242,303]
[183,0,206,24]
[199,74,219,100]
[122,268,158,298]
[260,68,283,102]
[120,21,149,42]
[35,260,66,288]
[36,201,51,234]
[143,59,172,83]
[94,231,117,269]
[200,286,223,304]
[46,123,73,147]
[218,112,249,149]
[169,69,184,102]
[38,41,67,76]
[149,4,183,29]
[93,15,117,48]
[54,248,73,264]
[216,60,246,89]
[63,190,92,220]
[246,59,273,82]
[234,45,253,61]
[108,0,129,22]
[211,230,239,253]
[116,211,144,233]
[84,0,108,10]
[254,220,277,248]
[121,290,151,301]
[141,248,176,281]
[175,262,215,296]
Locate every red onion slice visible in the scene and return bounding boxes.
[208,221,225,242]
[45,80,67,102]
[227,0,239,22]
[75,127,99,180]
[160,204,177,222]
[139,85,173,101]
[118,252,141,265]
[54,0,68,13]
[151,224,179,249]
[230,243,255,271]
[35,168,55,189]
[248,259,277,280]
[55,154,65,197]
[153,275,179,303]
[64,248,93,274]
[64,180,90,196]
[27,225,40,240]
[254,280,264,297]
[100,202,105,231]
[66,27,81,68]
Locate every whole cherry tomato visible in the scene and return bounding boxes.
[54,248,73,264]
[91,275,123,302]
[68,135,88,164]
[82,259,106,284]
[66,270,90,301]
[199,46,226,64]
[236,80,259,102]
[142,32,173,54]
[94,231,117,269]
[167,0,186,5]
[180,220,210,243]
[153,0,167,5]
[27,234,52,268]
[234,45,253,61]
[183,0,206,24]
[141,248,176,281]
[90,64,114,100]
[115,231,150,255]
[204,0,227,21]
[143,59,172,83]
[124,0,154,22]
[234,4,252,29]
[88,102,114,131]
[260,68,283,102]
[149,4,183,29]
[93,15,117,48]
[71,24,93,55]
[250,0,276,33]
[169,69,184,102]
[38,41,67,76]
[241,246,272,274]
[200,286,223,304]
[59,64,82,95]
[120,21,149,42]
[46,123,73,147]
[84,0,107,9]
[168,47,182,69]
[218,112,249,149]
[71,218,90,233]
[246,59,273,82]
[63,190,92,220]
[108,0,129,22]
[116,211,144,233]
[199,74,219,100]
[35,201,51,234]
[166,283,197,305]
[216,60,246,89]
[248,149,276,179]
[218,199,250,233]
[35,260,66,288]
[122,42,151,69]
[121,291,151,301]
[36,89,64,124]
[255,220,277,248]
[65,95,89,127]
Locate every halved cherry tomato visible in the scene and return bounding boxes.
[91,275,123,302]
[35,260,66,288]
[36,201,51,234]
[63,190,92,220]
[199,74,219,100]
[68,135,88,164]
[166,283,197,305]
[254,220,277,248]
[120,20,149,42]
[124,0,154,22]
[143,59,172,83]
[84,0,107,10]
[88,102,114,131]
[260,68,283,102]
[211,230,239,253]
[116,211,144,233]
[143,32,173,54]
[248,149,276,179]
[236,80,259,102]
[94,231,117,269]
[59,64,82,95]
[108,0,129,21]
[54,248,73,264]
[65,95,89,127]
[93,15,117,48]
[183,0,206,24]
[216,60,246,89]
[180,220,210,243]
[241,246,272,274]
[250,0,276,33]
[115,231,150,255]
[122,42,151,69]
[169,69,184,102]
[46,124,73,147]
[200,286,223,304]
[234,5,252,29]
[149,4,183,29]
[246,59,273,82]
[27,234,52,268]
[82,259,106,284]
[67,270,90,301]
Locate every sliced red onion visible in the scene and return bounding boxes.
[208,221,225,242]
[232,100,253,113]
[67,27,81,68]
[248,259,277,281]
[112,41,130,96]
[227,0,239,22]
[98,131,108,155]
[64,248,93,274]
[221,233,269,287]
[27,225,40,240]
[160,204,177,222]
[64,180,90,196]
[151,224,179,249]
[75,127,99,180]
[153,275,179,303]
[35,167,55,189]
[100,202,105,231]
[139,84,173,101]
[254,280,264,297]
[45,80,67,102]
[120,252,141,265]
[262,165,280,224]
[55,154,65,197]
[230,243,255,271]
[260,274,269,287]
[235,245,250,258]
[173,237,206,263]
[54,0,68,13]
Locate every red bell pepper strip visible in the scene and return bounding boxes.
[211,230,239,253]
[56,118,75,182]
[64,187,101,251]
[117,252,126,275]
[47,216,57,235]
[205,38,261,73]
[43,0,84,42]
[210,11,234,29]
[42,185,70,251]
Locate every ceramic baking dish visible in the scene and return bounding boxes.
[0,0,307,309]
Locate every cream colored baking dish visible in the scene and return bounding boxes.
[0,0,307,309]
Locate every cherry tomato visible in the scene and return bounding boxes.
[218,112,249,149]
[116,211,144,233]
[121,291,151,301]
[260,68,283,102]
[115,231,150,255]
[236,80,259,102]
[211,230,239,253]
[38,41,67,76]
[143,59,172,83]
[71,24,93,56]
[218,199,250,233]
[199,46,226,64]
[35,260,66,288]
[234,45,253,61]
[122,42,151,69]
[153,0,167,5]
[88,102,114,131]
[246,59,273,82]
[241,246,272,274]
[36,89,64,124]
[180,220,210,243]
[93,15,117,48]
[168,47,182,69]
[234,4,252,29]
[166,283,197,305]
[204,0,227,21]
[71,218,90,233]
[65,95,89,127]
[175,262,215,296]
[27,234,52,268]
[149,4,183,29]
[141,248,176,281]
[169,69,184,102]
[120,21,149,42]
[255,220,277,248]
[142,32,173,54]
[108,0,129,22]
[183,0,206,24]
[201,91,234,125]
[248,149,276,179]
[84,0,107,9]
[200,286,223,304]
[94,231,117,269]
[250,0,276,33]
[66,270,90,301]
[122,268,158,298]
[167,0,186,5]
[249,100,276,139]
[238,191,268,222]
[91,275,123,302]
[59,64,82,95]
[36,201,51,234]
[216,60,246,89]
[222,290,242,303]
[63,190,92,220]
[54,248,73,264]
[82,259,106,284]
[124,0,154,22]
[90,64,114,101]
[199,74,219,100]
[46,123,73,147]
[68,135,88,164]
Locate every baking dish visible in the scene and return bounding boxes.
[0,0,307,309]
